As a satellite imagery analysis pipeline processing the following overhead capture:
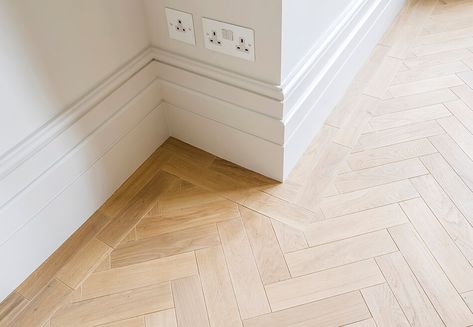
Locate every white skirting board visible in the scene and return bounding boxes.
[0,0,405,301]
[0,59,168,300]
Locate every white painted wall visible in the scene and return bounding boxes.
[0,0,149,158]
[144,0,282,84]
[281,0,359,82]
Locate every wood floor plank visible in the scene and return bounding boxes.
[354,120,444,152]
[403,48,473,69]
[243,292,370,327]
[99,317,145,327]
[0,292,29,326]
[462,291,473,312]
[411,174,473,261]
[271,219,308,253]
[430,133,473,191]
[144,309,177,327]
[376,252,444,327]
[97,171,180,248]
[451,84,473,112]
[240,206,290,284]
[361,283,410,327]
[437,116,473,161]
[51,283,172,327]
[240,191,323,230]
[135,199,239,239]
[421,153,473,226]
[457,70,473,89]
[265,259,384,311]
[368,104,450,131]
[56,238,111,289]
[217,219,270,319]
[172,275,210,327]
[81,252,197,300]
[16,210,112,300]
[347,138,437,170]
[196,246,242,327]
[388,224,473,326]
[319,180,418,218]
[305,204,408,247]
[374,88,457,115]
[364,56,403,98]
[344,319,377,327]
[411,37,473,56]
[285,230,397,277]
[334,158,427,193]
[111,224,220,268]
[400,198,473,293]
[11,279,71,327]
[393,61,469,84]
[388,75,464,97]
[444,99,473,134]
[294,142,350,211]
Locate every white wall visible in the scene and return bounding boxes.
[281,0,358,82]
[144,0,282,84]
[0,0,149,158]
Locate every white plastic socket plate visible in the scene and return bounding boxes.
[202,18,255,61]
[165,8,196,45]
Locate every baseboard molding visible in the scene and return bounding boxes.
[0,59,168,300]
[282,0,406,178]
[0,0,405,301]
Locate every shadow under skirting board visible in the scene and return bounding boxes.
[0,0,404,301]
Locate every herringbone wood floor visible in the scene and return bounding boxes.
[5,0,473,325]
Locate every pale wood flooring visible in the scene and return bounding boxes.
[5,0,473,325]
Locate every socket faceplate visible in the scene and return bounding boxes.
[165,8,196,45]
[202,18,255,61]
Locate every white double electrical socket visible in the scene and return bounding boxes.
[165,8,196,45]
[202,18,255,61]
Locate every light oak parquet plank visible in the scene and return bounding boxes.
[389,224,473,326]
[144,309,177,327]
[99,317,145,327]
[305,204,408,247]
[319,180,418,219]
[56,238,111,289]
[11,279,72,327]
[421,153,473,226]
[111,224,220,268]
[376,252,444,327]
[363,55,403,98]
[361,283,410,327]
[444,99,473,134]
[388,75,464,97]
[344,319,377,327]
[217,218,270,319]
[411,174,473,261]
[347,138,437,170]
[243,292,370,327]
[334,158,428,193]
[16,210,112,300]
[393,61,469,84]
[368,103,450,131]
[462,291,473,312]
[0,292,29,326]
[196,246,242,327]
[411,37,473,56]
[240,206,290,284]
[271,219,308,253]
[353,120,444,152]
[374,88,457,115]
[97,171,181,248]
[401,198,473,293]
[437,115,473,161]
[429,133,473,191]
[81,252,197,300]
[451,84,473,112]
[136,199,239,239]
[285,230,397,277]
[51,283,172,327]
[403,48,473,69]
[172,275,210,327]
[265,259,384,312]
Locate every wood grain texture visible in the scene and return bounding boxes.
[172,275,210,327]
